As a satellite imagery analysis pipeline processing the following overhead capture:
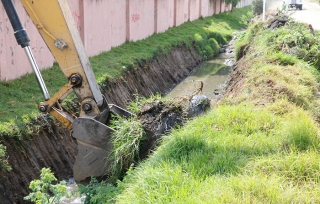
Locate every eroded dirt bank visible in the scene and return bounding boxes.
[0,44,201,203]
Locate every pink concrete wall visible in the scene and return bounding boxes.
[127,0,154,41]
[0,1,54,81]
[175,0,189,26]
[0,0,237,81]
[189,0,200,21]
[236,0,252,8]
[82,0,127,56]
[228,4,233,11]
[108,0,127,48]
[221,1,226,12]
[215,0,221,14]
[82,0,112,56]
[155,0,174,33]
[68,0,81,33]
[200,0,209,17]
[208,1,216,15]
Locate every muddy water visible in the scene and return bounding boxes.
[166,52,234,102]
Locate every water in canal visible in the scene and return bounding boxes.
[166,52,234,103]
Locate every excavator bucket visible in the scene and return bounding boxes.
[72,105,133,181]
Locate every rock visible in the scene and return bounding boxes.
[138,100,185,159]
[219,47,226,53]
[225,58,236,67]
[188,95,211,117]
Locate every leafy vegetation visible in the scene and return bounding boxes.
[24,168,68,204]
[252,0,263,15]
[78,177,119,204]
[0,144,11,174]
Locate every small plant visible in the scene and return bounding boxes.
[127,94,164,114]
[24,168,67,204]
[0,144,11,173]
[78,177,119,204]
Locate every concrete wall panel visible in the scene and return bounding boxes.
[128,0,155,41]
[175,0,189,26]
[68,0,82,39]
[221,1,226,12]
[108,0,127,48]
[215,0,221,14]
[155,0,174,33]
[208,0,215,15]
[82,0,111,56]
[189,0,200,21]
[0,1,54,81]
[200,0,209,17]
[236,0,252,8]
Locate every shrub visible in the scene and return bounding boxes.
[24,168,67,204]
[252,0,263,15]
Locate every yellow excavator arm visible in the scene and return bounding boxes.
[1,0,132,181]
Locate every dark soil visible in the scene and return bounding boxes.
[0,44,202,203]
[138,100,186,160]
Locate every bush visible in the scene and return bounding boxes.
[252,0,263,15]
[78,177,119,204]
[24,168,67,204]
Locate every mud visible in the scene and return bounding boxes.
[0,44,201,203]
[138,100,186,160]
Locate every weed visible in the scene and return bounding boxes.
[109,117,146,179]
[282,109,319,152]
[24,168,67,204]
[0,144,11,174]
[252,0,263,15]
[78,177,119,204]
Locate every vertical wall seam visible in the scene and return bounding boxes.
[173,0,177,26]
[188,0,191,21]
[154,0,157,33]
[126,0,130,41]
[199,0,202,17]
[79,0,85,44]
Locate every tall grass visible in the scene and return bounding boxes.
[109,117,146,179]
[114,105,320,203]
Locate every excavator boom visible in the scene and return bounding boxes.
[1,0,132,181]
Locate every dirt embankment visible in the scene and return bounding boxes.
[0,44,201,203]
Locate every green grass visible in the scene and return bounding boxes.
[77,14,320,203]
[113,105,320,203]
[109,116,146,179]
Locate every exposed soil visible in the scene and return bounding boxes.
[221,56,247,101]
[138,100,186,160]
[0,44,202,203]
